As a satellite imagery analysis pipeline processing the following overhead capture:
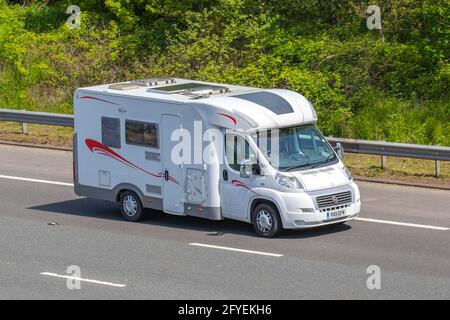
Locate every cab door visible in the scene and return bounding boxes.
[219,133,259,220]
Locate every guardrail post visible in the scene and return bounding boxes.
[21,110,27,134]
[381,155,387,169]
[435,160,441,178]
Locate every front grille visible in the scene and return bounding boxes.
[316,191,352,209]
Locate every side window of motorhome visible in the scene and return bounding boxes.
[225,135,255,172]
[125,120,159,148]
[101,117,121,149]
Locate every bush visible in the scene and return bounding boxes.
[0,0,448,145]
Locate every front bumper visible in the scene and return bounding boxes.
[280,182,361,229]
[284,203,360,229]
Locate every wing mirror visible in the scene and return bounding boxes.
[240,159,252,178]
[334,142,344,160]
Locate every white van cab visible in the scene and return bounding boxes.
[73,78,361,237]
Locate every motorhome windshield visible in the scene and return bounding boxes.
[253,125,338,171]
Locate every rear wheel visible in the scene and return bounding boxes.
[120,191,144,222]
[252,203,282,238]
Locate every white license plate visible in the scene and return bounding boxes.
[325,210,346,220]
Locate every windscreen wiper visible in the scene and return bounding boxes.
[309,154,336,169]
[284,163,313,172]
[284,154,336,171]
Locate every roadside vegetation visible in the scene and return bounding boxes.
[0,0,449,146]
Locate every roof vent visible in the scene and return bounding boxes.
[131,77,176,87]
[147,82,230,99]
[182,86,230,99]
[108,83,140,90]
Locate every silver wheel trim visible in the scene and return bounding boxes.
[123,195,138,217]
[256,210,273,233]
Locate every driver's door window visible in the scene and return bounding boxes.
[225,134,256,172]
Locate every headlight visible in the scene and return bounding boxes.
[343,166,353,181]
[275,173,304,190]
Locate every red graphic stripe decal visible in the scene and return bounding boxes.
[218,113,237,125]
[85,139,179,185]
[232,179,257,194]
[80,96,119,105]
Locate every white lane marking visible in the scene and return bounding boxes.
[355,217,449,231]
[189,243,283,257]
[40,272,126,288]
[0,174,73,187]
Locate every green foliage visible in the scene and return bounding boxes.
[0,0,448,145]
[349,91,450,145]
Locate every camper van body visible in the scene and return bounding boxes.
[74,78,361,237]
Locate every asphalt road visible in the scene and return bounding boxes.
[0,144,449,299]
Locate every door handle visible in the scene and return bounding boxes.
[164,170,169,181]
[223,169,228,181]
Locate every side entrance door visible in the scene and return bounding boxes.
[161,114,184,214]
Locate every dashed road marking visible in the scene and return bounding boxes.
[189,243,283,257]
[40,272,126,288]
[355,217,448,231]
[0,174,73,187]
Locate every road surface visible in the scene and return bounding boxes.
[0,144,449,299]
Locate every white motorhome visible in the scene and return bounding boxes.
[74,78,361,237]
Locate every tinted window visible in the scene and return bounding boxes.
[126,120,159,148]
[233,92,293,115]
[101,117,121,148]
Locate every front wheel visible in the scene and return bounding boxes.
[120,191,144,222]
[252,203,282,238]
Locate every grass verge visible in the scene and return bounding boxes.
[0,122,73,148]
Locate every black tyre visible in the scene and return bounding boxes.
[120,191,144,222]
[252,203,282,238]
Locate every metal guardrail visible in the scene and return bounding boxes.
[327,137,450,161]
[1,109,449,176]
[0,109,74,127]
[327,138,450,177]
